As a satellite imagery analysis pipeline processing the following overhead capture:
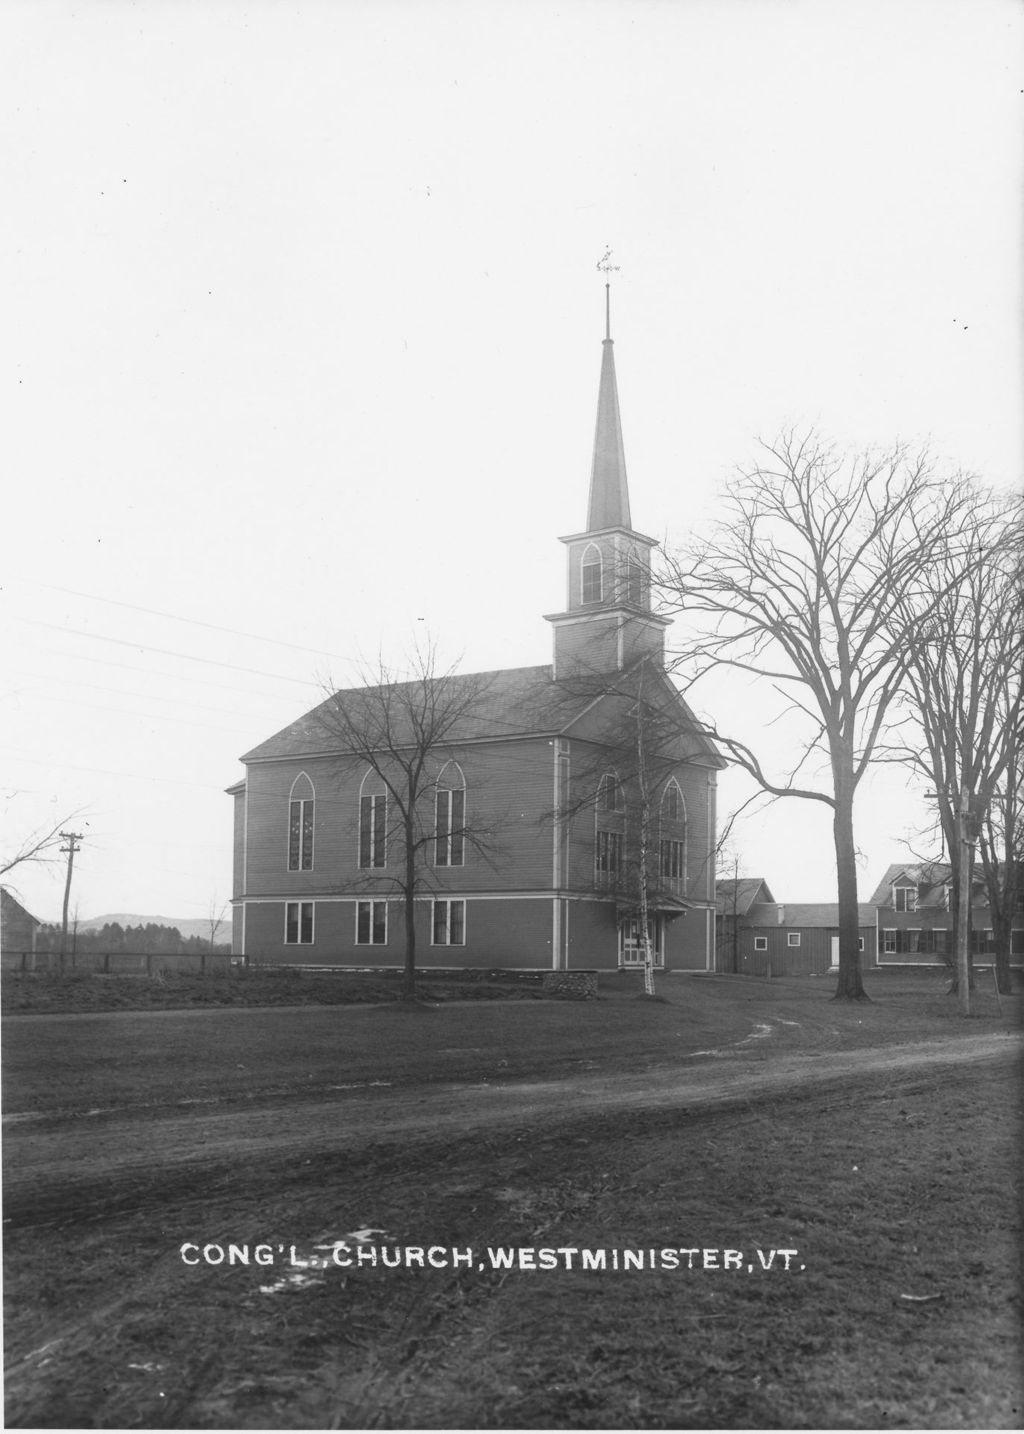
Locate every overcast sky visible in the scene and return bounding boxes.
[3,0,1021,925]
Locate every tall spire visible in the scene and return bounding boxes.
[586,283,631,531]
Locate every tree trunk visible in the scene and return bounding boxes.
[991,909,1013,995]
[403,824,417,1000]
[831,786,868,1000]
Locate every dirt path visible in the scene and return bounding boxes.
[6,1030,1018,1222]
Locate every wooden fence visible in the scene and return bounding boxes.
[2,950,238,975]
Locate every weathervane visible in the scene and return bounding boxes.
[596,248,620,339]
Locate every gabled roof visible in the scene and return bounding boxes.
[743,901,876,929]
[240,662,726,767]
[1,886,41,928]
[868,862,952,907]
[716,877,775,916]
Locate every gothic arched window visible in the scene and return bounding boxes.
[435,761,466,867]
[287,772,315,871]
[358,769,387,869]
[581,543,603,604]
[659,780,687,887]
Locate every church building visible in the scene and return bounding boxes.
[228,297,725,971]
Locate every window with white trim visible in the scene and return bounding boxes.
[359,790,387,869]
[598,771,622,812]
[285,901,314,944]
[356,900,387,945]
[787,932,801,947]
[883,929,897,953]
[596,830,623,880]
[581,543,603,604]
[435,764,466,867]
[754,936,767,952]
[287,773,314,871]
[661,839,684,880]
[893,886,917,913]
[432,899,465,946]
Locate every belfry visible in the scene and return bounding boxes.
[546,285,670,678]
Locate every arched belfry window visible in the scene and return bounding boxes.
[626,548,647,608]
[358,768,387,869]
[435,761,466,867]
[659,780,687,887]
[581,543,603,604]
[287,772,315,871]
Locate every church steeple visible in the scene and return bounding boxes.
[586,285,631,532]
[545,288,670,679]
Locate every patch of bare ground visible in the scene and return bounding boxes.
[3,973,1022,1428]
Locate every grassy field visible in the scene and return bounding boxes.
[3,973,1022,1428]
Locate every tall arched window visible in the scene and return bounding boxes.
[595,769,624,886]
[435,761,466,867]
[659,780,686,888]
[581,543,603,604]
[358,769,387,869]
[287,772,315,871]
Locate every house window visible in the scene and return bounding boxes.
[596,830,623,880]
[356,900,387,945]
[754,936,767,952]
[285,902,314,944]
[359,791,387,868]
[434,770,466,867]
[934,929,948,955]
[1011,930,1024,955]
[661,839,684,880]
[287,774,315,871]
[906,929,921,953]
[787,932,801,947]
[883,929,897,954]
[581,544,603,604]
[432,899,465,946]
[894,886,917,913]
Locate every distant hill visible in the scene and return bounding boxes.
[76,914,227,943]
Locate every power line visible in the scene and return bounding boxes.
[16,579,356,664]
[8,690,258,738]
[0,749,234,792]
[5,670,280,720]
[14,646,302,703]
[14,618,325,687]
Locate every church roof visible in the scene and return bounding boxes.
[586,331,631,532]
[240,661,724,766]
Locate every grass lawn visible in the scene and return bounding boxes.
[3,973,1021,1428]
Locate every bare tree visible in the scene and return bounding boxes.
[884,491,1023,1001]
[313,642,501,1000]
[207,897,229,953]
[1,808,85,879]
[660,431,977,1000]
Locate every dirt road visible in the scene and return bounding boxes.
[5,1025,1018,1225]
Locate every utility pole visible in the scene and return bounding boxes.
[956,787,972,1017]
[59,831,84,969]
